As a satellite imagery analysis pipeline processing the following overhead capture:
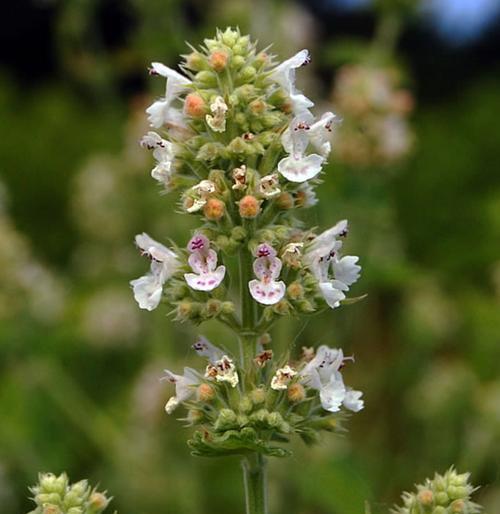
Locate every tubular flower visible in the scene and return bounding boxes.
[186,180,217,213]
[162,367,200,414]
[140,132,176,186]
[206,96,228,132]
[271,365,297,390]
[278,114,325,183]
[192,335,225,363]
[130,233,179,311]
[249,243,286,305]
[146,62,191,128]
[305,219,361,309]
[184,234,226,291]
[269,49,313,114]
[205,355,239,387]
[232,165,248,190]
[258,173,281,198]
[299,345,364,413]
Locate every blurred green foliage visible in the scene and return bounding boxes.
[0,1,498,513]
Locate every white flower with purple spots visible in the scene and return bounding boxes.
[184,234,226,291]
[162,367,199,414]
[278,115,324,183]
[269,49,314,114]
[140,131,176,186]
[299,345,363,413]
[305,220,361,309]
[130,233,179,311]
[248,243,286,305]
[146,62,191,128]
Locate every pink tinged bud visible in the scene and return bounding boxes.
[184,93,207,118]
[239,195,261,218]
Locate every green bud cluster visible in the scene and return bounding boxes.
[27,473,112,514]
[392,468,482,514]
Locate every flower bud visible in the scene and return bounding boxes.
[232,55,245,69]
[250,387,266,405]
[37,493,61,505]
[214,408,238,431]
[432,508,447,514]
[297,300,316,313]
[43,506,62,514]
[198,383,216,402]
[88,492,111,513]
[185,52,206,71]
[221,27,239,47]
[231,226,247,241]
[450,500,465,513]
[287,282,304,300]
[273,299,291,315]
[184,93,207,118]
[176,300,200,321]
[209,50,229,72]
[287,383,306,403]
[240,66,256,82]
[203,198,225,220]
[249,99,266,115]
[239,396,253,413]
[66,509,83,514]
[275,192,294,210]
[239,195,261,218]
[221,301,236,314]
[187,409,204,424]
[194,70,218,87]
[203,299,222,317]
[258,333,272,345]
[435,492,449,505]
[254,51,269,69]
[418,490,434,507]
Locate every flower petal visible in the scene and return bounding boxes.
[184,265,225,291]
[249,279,286,305]
[318,282,346,309]
[278,154,324,182]
[319,377,346,412]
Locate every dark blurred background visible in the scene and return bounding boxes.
[1,0,499,513]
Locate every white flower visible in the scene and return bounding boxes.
[269,49,314,114]
[162,367,199,414]
[296,182,318,207]
[258,173,281,198]
[278,115,324,182]
[130,233,179,311]
[232,165,247,190]
[206,96,228,133]
[140,131,176,186]
[308,112,336,157]
[205,355,239,387]
[146,62,191,128]
[343,388,364,412]
[299,345,363,413]
[271,365,297,390]
[248,243,286,305]
[186,180,216,213]
[192,335,225,363]
[184,234,226,291]
[281,242,303,267]
[305,220,360,308]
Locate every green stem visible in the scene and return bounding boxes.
[242,453,268,514]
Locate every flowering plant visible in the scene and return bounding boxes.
[129,27,364,513]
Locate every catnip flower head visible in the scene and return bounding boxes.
[163,367,199,414]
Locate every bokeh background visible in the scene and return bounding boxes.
[1,0,499,513]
